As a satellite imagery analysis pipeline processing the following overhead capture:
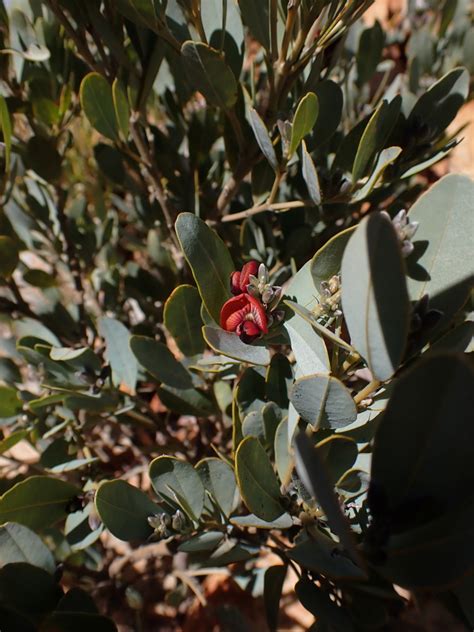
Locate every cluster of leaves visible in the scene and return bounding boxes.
[0,0,473,630]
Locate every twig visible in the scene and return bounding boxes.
[353,379,382,405]
[129,119,181,251]
[46,0,105,75]
[221,199,310,223]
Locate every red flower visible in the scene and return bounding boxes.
[230,260,259,295]
[220,293,268,343]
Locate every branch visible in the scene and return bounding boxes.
[221,199,310,223]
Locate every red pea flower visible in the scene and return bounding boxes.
[230,260,259,295]
[220,293,268,343]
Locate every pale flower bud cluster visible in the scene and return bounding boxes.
[317,274,342,318]
[148,508,188,539]
[383,209,419,257]
[247,263,283,314]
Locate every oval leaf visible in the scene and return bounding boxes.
[130,335,192,389]
[175,213,234,323]
[95,480,158,541]
[406,174,474,329]
[164,285,205,357]
[0,476,80,530]
[181,41,238,108]
[341,212,410,381]
[0,522,55,573]
[80,73,118,141]
[203,326,270,366]
[289,92,319,158]
[290,374,357,429]
[149,456,205,521]
[235,436,284,521]
[249,107,278,172]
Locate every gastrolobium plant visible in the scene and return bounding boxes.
[0,0,473,630]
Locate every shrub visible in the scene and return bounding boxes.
[0,0,473,629]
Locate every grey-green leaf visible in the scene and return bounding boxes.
[149,456,205,521]
[130,335,192,389]
[181,41,238,108]
[0,476,80,530]
[301,140,321,205]
[98,317,138,393]
[290,374,357,430]
[0,522,55,573]
[235,436,284,521]
[406,174,474,329]
[163,285,205,357]
[289,92,319,158]
[175,213,234,323]
[249,107,278,171]
[80,73,119,141]
[352,96,401,183]
[95,480,158,541]
[341,212,410,381]
[203,326,270,366]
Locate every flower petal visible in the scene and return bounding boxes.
[220,294,249,331]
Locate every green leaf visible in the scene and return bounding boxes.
[196,457,238,517]
[0,430,28,454]
[289,92,319,158]
[317,435,358,487]
[230,513,292,529]
[157,385,216,416]
[353,146,402,201]
[407,67,469,140]
[284,315,330,377]
[130,335,192,389]
[201,0,244,49]
[95,480,158,541]
[406,174,474,329]
[249,107,278,172]
[238,0,269,50]
[301,140,321,205]
[235,436,284,521]
[310,226,355,290]
[264,565,287,632]
[0,476,80,530]
[356,21,384,86]
[266,353,292,409]
[0,563,62,622]
[0,385,22,418]
[274,417,294,486]
[112,79,129,138]
[289,531,366,580]
[0,95,12,172]
[371,353,474,517]
[352,97,401,182]
[178,531,224,553]
[203,326,271,366]
[164,285,205,356]
[341,213,410,381]
[98,317,137,393]
[115,0,158,30]
[181,41,238,108]
[294,432,362,566]
[290,374,357,430]
[311,80,343,145]
[80,73,119,141]
[175,213,234,323]
[0,523,55,573]
[149,456,205,521]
